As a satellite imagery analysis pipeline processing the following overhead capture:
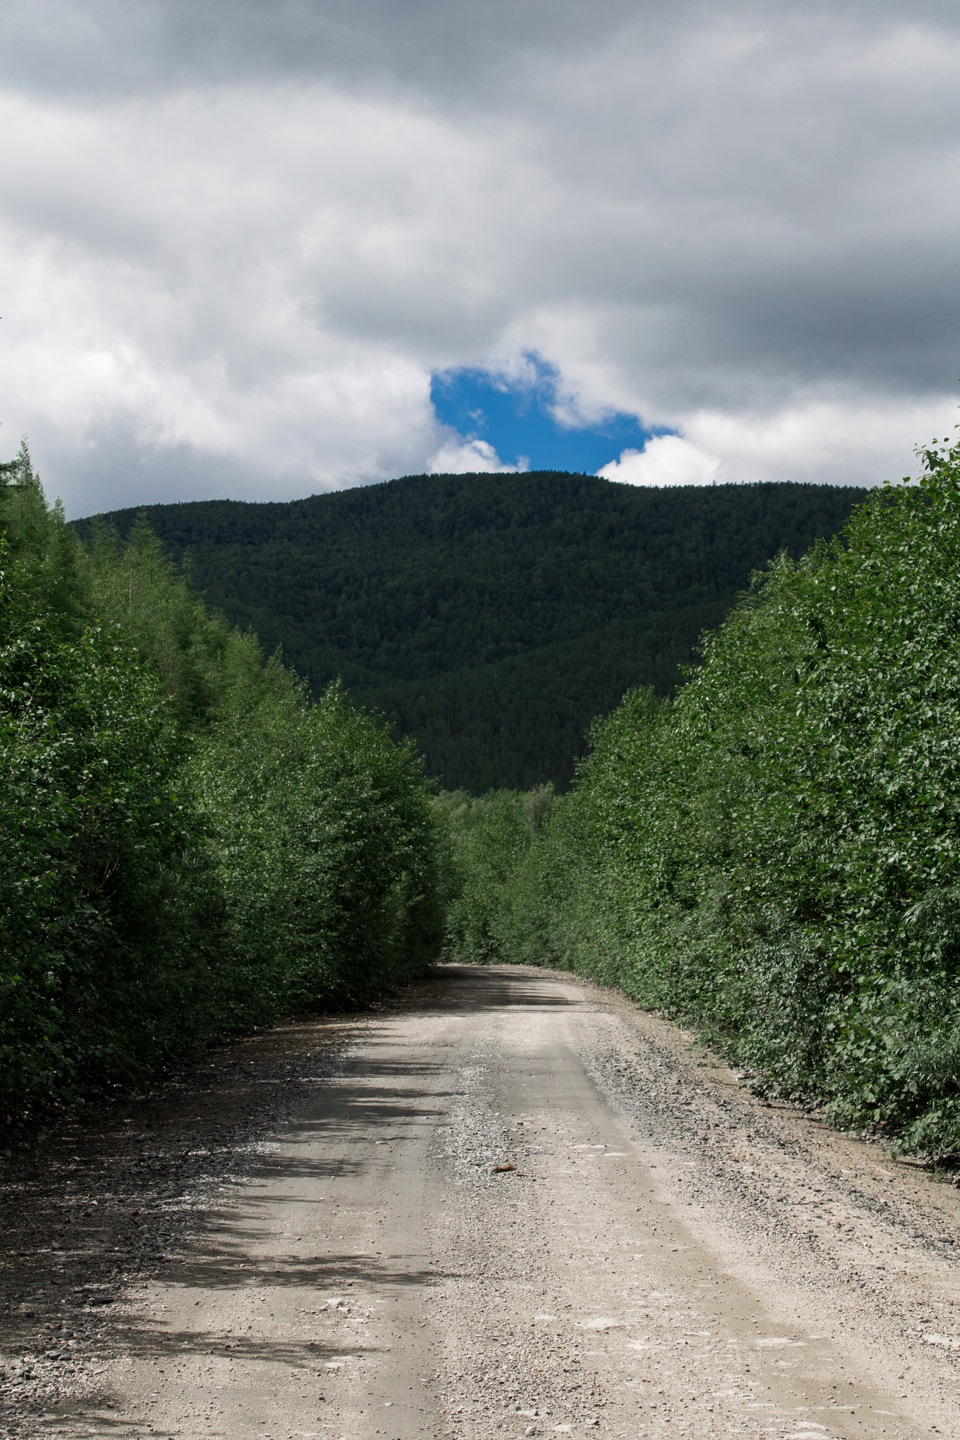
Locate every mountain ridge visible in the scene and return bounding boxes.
[73,470,870,788]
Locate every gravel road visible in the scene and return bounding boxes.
[2,964,959,1440]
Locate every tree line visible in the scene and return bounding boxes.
[444,436,960,1161]
[1,444,448,1124]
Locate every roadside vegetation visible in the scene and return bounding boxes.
[10,432,960,1162]
[446,435,960,1160]
[0,444,446,1123]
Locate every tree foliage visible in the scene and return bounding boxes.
[0,451,446,1123]
[449,438,960,1159]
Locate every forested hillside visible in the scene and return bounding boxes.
[359,603,727,790]
[75,473,868,789]
[445,436,960,1160]
[1,444,447,1124]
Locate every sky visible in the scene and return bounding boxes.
[2,1,960,517]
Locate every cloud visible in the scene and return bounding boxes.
[1,2,959,512]
[600,394,956,492]
[683,396,954,487]
[427,437,524,475]
[599,436,723,488]
[0,1,652,102]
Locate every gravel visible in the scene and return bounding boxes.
[2,966,959,1440]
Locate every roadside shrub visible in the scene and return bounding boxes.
[455,437,960,1159]
[193,669,444,1021]
[0,553,222,1115]
[1,454,448,1124]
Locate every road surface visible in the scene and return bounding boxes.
[2,965,959,1439]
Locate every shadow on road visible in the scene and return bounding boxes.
[0,962,573,1436]
[422,963,576,1012]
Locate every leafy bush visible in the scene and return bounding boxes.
[440,786,554,965]
[192,668,444,1020]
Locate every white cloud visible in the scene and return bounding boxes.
[684,396,957,488]
[600,395,959,493]
[599,436,724,488]
[427,437,524,475]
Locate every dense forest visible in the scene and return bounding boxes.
[0,443,448,1124]
[74,474,868,790]
[444,436,960,1160]
[359,602,728,790]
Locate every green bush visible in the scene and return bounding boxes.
[440,786,554,965]
[192,668,444,1020]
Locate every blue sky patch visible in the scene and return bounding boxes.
[430,354,661,473]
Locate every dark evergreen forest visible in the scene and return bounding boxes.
[75,472,868,789]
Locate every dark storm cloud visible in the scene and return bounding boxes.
[0,0,646,98]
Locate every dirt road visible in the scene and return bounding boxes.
[2,965,960,1439]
